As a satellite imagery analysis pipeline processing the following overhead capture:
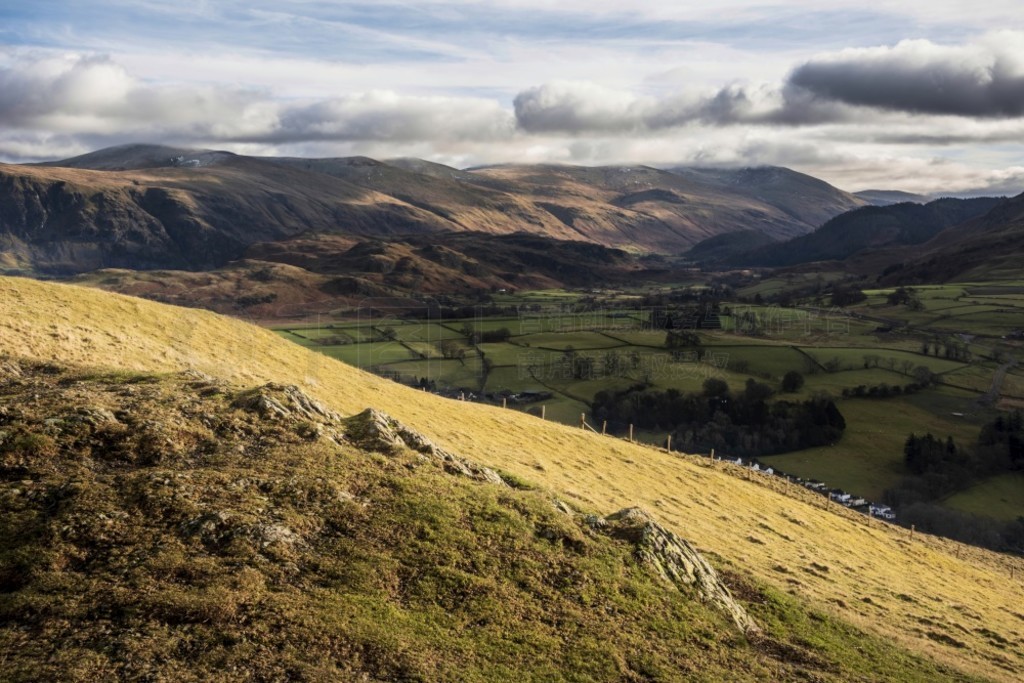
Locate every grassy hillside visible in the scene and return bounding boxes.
[1,360,986,682]
[1,277,1023,681]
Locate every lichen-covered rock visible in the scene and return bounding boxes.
[67,407,119,426]
[344,408,508,487]
[600,507,759,635]
[342,408,408,454]
[232,383,340,423]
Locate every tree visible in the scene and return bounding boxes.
[665,330,701,350]
[912,365,934,386]
[702,378,729,398]
[830,285,867,307]
[744,378,774,402]
[781,370,805,393]
[480,327,512,343]
[437,340,466,360]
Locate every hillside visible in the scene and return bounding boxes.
[667,166,867,231]
[882,192,1024,283]
[684,230,778,265]
[244,231,639,291]
[69,231,644,318]
[734,197,1003,267]
[1,277,1022,681]
[2,356,991,681]
[470,163,864,250]
[0,145,865,275]
[856,190,930,206]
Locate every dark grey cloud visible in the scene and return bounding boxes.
[512,80,855,134]
[513,36,1024,136]
[788,39,1024,118]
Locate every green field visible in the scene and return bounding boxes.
[514,330,627,350]
[762,398,986,501]
[942,364,1001,394]
[944,473,1024,521]
[272,283,1023,523]
[857,282,1024,339]
[799,368,908,396]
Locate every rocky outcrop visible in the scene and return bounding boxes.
[342,408,506,486]
[590,507,759,635]
[230,382,346,445]
[232,383,340,423]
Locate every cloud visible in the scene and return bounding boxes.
[264,92,514,144]
[513,81,651,133]
[0,55,135,125]
[512,80,857,134]
[0,53,513,148]
[0,53,274,138]
[513,32,1024,138]
[788,33,1024,118]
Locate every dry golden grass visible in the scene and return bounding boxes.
[3,275,1023,682]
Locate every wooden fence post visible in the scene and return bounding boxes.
[541,405,546,420]
[628,424,634,442]
[710,448,715,459]
[909,524,915,541]
[580,413,586,429]
[602,420,607,435]
[666,434,672,452]
[502,397,507,409]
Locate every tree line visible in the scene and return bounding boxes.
[884,411,1024,553]
[592,378,846,457]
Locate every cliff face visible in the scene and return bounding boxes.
[0,169,179,273]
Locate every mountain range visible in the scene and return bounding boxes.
[0,144,867,275]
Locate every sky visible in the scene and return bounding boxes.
[1,0,1024,194]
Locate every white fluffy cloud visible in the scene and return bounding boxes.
[0,54,276,139]
[0,53,514,148]
[269,92,514,143]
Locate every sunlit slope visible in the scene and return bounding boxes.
[2,276,1023,682]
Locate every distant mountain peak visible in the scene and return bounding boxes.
[39,143,236,171]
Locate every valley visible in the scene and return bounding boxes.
[266,277,1024,549]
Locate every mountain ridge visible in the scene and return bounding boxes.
[882,191,1024,283]
[0,145,866,274]
[699,197,1004,268]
